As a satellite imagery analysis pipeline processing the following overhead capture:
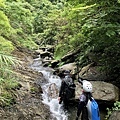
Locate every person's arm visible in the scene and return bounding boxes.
[59,81,65,97]
[58,81,65,103]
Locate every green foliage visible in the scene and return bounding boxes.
[3,1,39,50]
[18,36,38,49]
[0,11,12,36]
[4,78,19,90]
[0,53,20,106]
[53,0,120,82]
[5,1,34,34]
[54,43,71,60]
[0,53,19,68]
[32,0,65,46]
[0,52,20,106]
[0,75,19,106]
[0,0,120,108]
[0,0,5,8]
[23,39,38,49]
[80,4,120,77]
[0,91,14,107]
[0,52,20,80]
[30,87,36,92]
[69,33,85,48]
[0,0,39,107]
[105,101,120,119]
[0,36,14,53]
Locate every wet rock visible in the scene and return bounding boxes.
[75,81,119,101]
[109,110,120,120]
[79,64,107,81]
[59,62,77,75]
[0,97,50,120]
[47,83,59,99]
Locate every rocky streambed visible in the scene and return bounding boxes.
[0,47,120,120]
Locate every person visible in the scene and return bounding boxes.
[76,79,92,120]
[58,70,76,110]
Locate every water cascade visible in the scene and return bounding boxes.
[30,57,69,120]
[30,55,107,120]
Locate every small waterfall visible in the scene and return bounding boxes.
[30,57,69,120]
[42,72,68,120]
[30,55,107,120]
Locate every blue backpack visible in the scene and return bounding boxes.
[86,97,100,120]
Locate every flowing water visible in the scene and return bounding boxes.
[30,57,77,120]
[30,57,106,120]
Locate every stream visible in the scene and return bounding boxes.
[30,56,107,120]
[30,57,77,120]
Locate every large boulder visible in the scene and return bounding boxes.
[109,111,120,120]
[59,62,77,74]
[75,81,119,101]
[79,64,107,81]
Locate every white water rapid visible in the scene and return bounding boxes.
[41,72,68,120]
[30,57,69,120]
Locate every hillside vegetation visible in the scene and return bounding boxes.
[0,0,120,107]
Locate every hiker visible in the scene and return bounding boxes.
[76,79,93,120]
[58,70,76,109]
